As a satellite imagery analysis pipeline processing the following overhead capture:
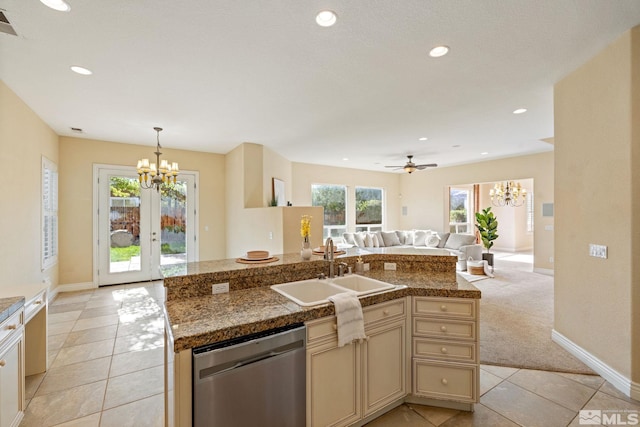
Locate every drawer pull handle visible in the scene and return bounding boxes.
[6,324,17,330]
[441,347,448,354]
[383,310,389,315]
[440,326,447,332]
[34,300,42,305]
[441,378,448,385]
[333,324,337,330]
[440,305,447,311]
[0,360,5,367]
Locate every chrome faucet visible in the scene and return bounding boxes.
[325,237,335,278]
[338,262,349,277]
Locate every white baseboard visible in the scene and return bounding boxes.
[51,282,97,299]
[552,329,640,401]
[534,267,554,276]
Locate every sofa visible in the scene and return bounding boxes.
[342,229,483,261]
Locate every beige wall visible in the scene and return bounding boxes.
[0,81,60,290]
[58,136,226,285]
[400,153,553,270]
[555,27,639,385]
[291,162,402,231]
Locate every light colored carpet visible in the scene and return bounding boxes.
[471,269,595,375]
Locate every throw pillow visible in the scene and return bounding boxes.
[437,232,450,248]
[375,231,386,247]
[343,232,356,246]
[353,232,365,248]
[364,233,373,247]
[395,230,412,245]
[426,233,441,247]
[371,233,380,247]
[413,230,429,246]
[444,233,477,250]
[381,231,402,247]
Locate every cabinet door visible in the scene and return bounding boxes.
[0,334,24,427]
[307,339,361,427]
[362,320,406,416]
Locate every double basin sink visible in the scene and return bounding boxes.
[271,275,396,307]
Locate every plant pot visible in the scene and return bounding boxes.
[482,252,494,267]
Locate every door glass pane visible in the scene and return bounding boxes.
[160,181,187,265]
[109,177,141,273]
[449,187,471,234]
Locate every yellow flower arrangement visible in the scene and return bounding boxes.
[300,215,312,241]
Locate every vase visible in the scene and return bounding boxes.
[301,240,312,260]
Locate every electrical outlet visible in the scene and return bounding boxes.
[212,283,229,294]
[549,256,554,263]
[363,263,370,272]
[589,244,608,259]
[384,262,397,271]
[269,231,273,240]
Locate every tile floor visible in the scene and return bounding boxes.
[23,281,640,427]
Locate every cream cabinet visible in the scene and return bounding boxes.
[306,298,408,427]
[0,309,24,427]
[411,296,478,404]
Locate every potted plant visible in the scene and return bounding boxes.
[475,207,498,267]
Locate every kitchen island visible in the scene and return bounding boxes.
[163,249,481,427]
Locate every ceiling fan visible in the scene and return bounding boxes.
[385,155,438,174]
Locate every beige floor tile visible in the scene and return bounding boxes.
[599,381,640,404]
[21,380,106,426]
[479,365,518,379]
[103,365,164,410]
[25,373,46,400]
[64,325,117,347]
[583,390,640,412]
[48,320,76,336]
[439,404,520,427]
[408,404,460,425]
[36,357,111,396]
[100,393,164,427]
[49,302,88,314]
[480,368,504,396]
[365,404,436,426]
[113,332,163,354]
[77,305,121,319]
[51,292,93,306]
[109,347,164,377]
[48,333,70,351]
[52,412,101,427]
[84,298,122,309]
[49,310,82,324]
[556,372,605,390]
[507,369,597,411]
[116,316,164,338]
[481,381,576,427]
[72,314,119,332]
[52,339,114,368]
[48,348,60,369]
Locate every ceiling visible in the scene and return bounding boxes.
[2,1,640,172]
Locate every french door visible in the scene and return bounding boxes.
[94,165,198,286]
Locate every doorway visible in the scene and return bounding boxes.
[94,165,198,286]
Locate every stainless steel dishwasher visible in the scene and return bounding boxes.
[192,324,306,427]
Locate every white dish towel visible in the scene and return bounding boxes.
[328,291,367,347]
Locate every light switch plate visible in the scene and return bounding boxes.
[589,244,608,259]
[384,262,397,271]
[212,282,230,294]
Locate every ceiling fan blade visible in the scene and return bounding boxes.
[415,163,438,169]
[384,165,404,168]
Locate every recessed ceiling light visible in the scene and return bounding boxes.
[418,137,428,141]
[316,10,337,27]
[39,0,71,12]
[70,66,92,75]
[480,152,489,155]
[342,158,349,161]
[429,46,449,57]
[513,108,527,114]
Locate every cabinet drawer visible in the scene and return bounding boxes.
[25,289,46,323]
[306,316,337,344]
[413,360,477,403]
[0,310,23,349]
[413,338,476,362]
[363,298,406,326]
[413,318,476,341]
[413,297,476,320]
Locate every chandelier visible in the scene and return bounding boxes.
[490,181,527,207]
[136,127,179,191]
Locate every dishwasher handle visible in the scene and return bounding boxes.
[198,339,304,380]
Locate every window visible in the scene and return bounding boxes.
[42,157,58,269]
[449,187,472,233]
[355,187,383,233]
[311,184,346,239]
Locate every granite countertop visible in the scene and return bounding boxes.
[0,296,25,324]
[165,267,480,353]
